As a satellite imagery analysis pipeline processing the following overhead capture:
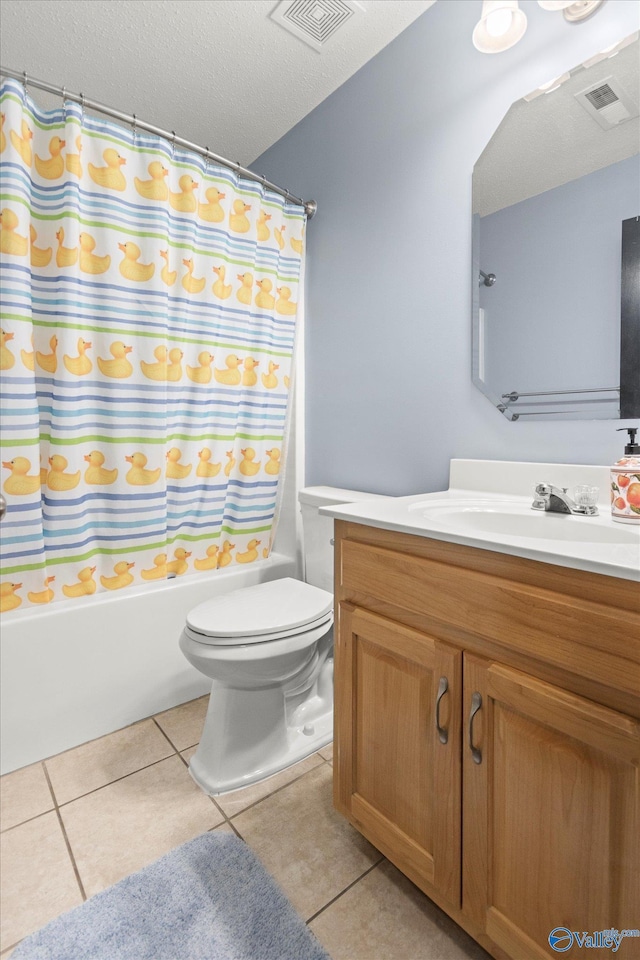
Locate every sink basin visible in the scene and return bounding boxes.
[407,500,640,545]
[321,461,640,580]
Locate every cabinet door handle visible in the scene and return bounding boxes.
[468,692,483,764]
[435,676,449,744]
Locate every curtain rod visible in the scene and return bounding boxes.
[0,65,317,219]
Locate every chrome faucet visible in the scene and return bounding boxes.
[532,483,599,516]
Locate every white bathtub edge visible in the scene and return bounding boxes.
[0,554,297,774]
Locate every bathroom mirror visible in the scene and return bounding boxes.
[472,34,640,421]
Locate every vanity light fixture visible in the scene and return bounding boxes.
[474,0,606,54]
[538,0,604,21]
[472,0,528,54]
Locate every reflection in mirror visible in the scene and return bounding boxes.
[472,33,640,421]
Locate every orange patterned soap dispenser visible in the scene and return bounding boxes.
[611,427,640,523]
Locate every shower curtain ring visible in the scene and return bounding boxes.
[205,147,210,170]
[171,131,176,155]
[22,70,28,92]
[80,92,85,122]
[132,113,137,142]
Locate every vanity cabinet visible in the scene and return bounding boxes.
[335,604,462,907]
[333,521,640,960]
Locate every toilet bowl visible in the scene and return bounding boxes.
[180,577,334,794]
[179,486,382,796]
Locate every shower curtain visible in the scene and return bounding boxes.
[0,77,306,612]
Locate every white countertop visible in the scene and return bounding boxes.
[321,459,640,582]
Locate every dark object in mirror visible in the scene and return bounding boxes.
[620,216,640,419]
[472,34,639,421]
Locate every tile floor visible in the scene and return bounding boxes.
[1,695,490,960]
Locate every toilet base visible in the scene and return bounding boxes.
[184,628,334,796]
[188,708,332,796]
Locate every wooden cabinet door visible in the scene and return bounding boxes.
[334,602,462,907]
[463,654,640,960]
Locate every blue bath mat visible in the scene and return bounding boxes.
[12,832,329,960]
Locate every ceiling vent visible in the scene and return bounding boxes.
[575,76,639,130]
[270,0,365,53]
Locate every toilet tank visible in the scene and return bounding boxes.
[298,486,385,593]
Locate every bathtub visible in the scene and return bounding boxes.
[0,553,297,774]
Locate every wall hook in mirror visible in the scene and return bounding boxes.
[479,269,497,286]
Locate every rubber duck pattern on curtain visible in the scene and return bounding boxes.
[0,78,305,612]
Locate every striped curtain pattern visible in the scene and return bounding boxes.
[0,78,305,613]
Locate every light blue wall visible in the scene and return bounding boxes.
[480,155,639,401]
[254,0,640,495]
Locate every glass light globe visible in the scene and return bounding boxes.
[485,8,513,36]
[537,1,574,9]
[472,1,527,54]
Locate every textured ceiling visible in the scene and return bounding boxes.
[474,36,639,217]
[0,0,435,166]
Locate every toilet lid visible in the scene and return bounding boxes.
[186,577,333,642]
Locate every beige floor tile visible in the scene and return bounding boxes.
[215,753,324,818]
[310,860,491,960]
[0,811,82,951]
[1,763,54,831]
[154,695,208,750]
[233,764,380,920]
[45,719,174,806]
[60,755,223,897]
[318,742,333,761]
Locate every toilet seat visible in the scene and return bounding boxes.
[186,577,333,646]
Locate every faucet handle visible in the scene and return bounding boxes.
[535,482,568,495]
[532,482,549,510]
[574,485,599,509]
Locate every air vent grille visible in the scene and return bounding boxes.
[270,0,365,52]
[575,75,639,130]
[585,83,619,111]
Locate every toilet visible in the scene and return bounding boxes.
[179,486,381,795]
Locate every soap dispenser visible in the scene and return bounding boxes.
[611,427,640,523]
